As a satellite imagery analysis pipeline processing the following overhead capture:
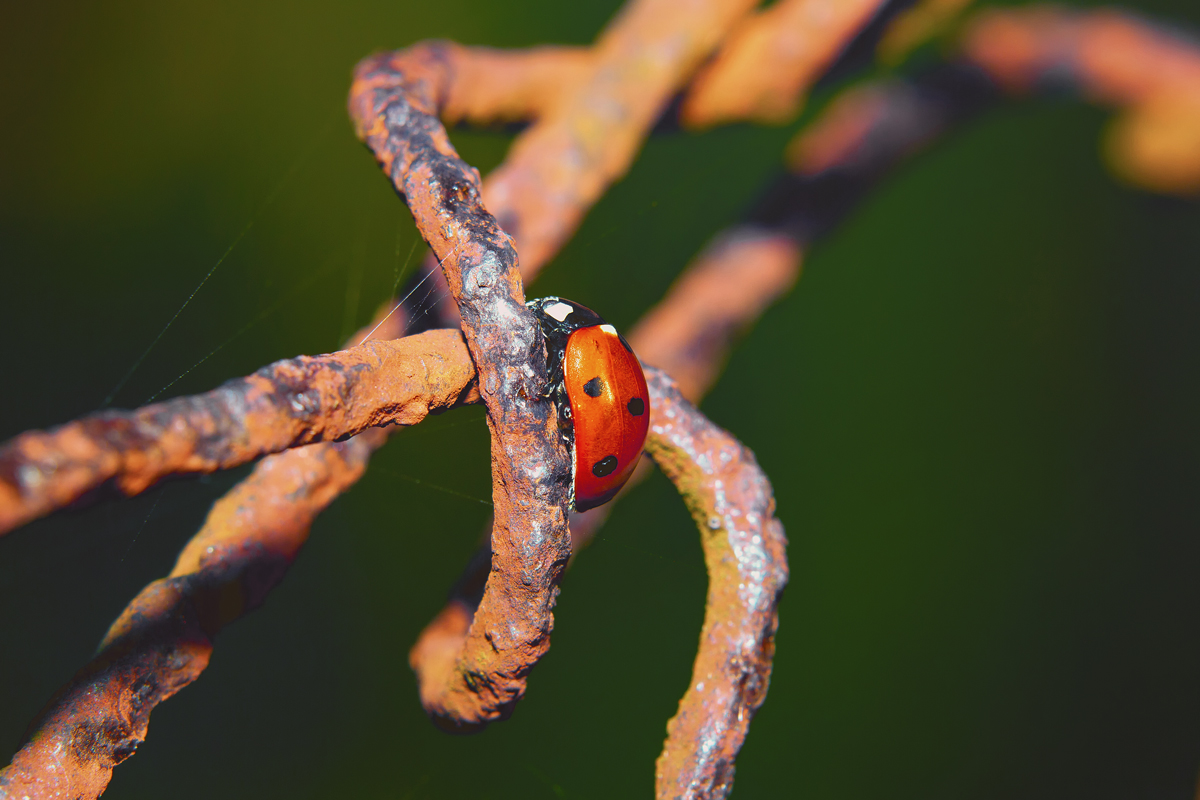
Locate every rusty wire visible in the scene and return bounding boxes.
[681,0,891,128]
[0,433,385,799]
[348,46,577,731]
[0,330,477,536]
[404,0,779,331]
[0,306,411,799]
[960,6,1200,194]
[5,2,1200,799]
[645,366,787,797]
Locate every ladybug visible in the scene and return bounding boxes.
[528,296,650,512]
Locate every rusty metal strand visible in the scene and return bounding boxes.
[0,431,382,800]
[961,6,1200,105]
[643,367,788,800]
[629,229,803,402]
[960,6,1200,194]
[410,46,995,789]
[24,1,1193,793]
[3,42,1004,797]
[349,45,574,731]
[437,43,593,126]
[420,60,1001,609]
[410,0,767,332]
[0,307,416,800]
[481,0,761,280]
[408,363,790,800]
[681,0,889,128]
[0,329,478,537]
[408,225,803,668]
[2,47,986,792]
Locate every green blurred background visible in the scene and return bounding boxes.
[2,1,1200,797]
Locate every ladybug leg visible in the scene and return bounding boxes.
[538,348,567,399]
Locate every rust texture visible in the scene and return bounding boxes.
[2,326,787,800]
[408,227,803,696]
[9,0,1200,797]
[961,6,1200,194]
[482,0,760,277]
[407,50,1003,795]
[0,435,382,800]
[681,0,889,128]
[350,45,575,731]
[8,6,1200,538]
[0,330,477,537]
[404,351,790,800]
[404,0,771,334]
[643,366,788,800]
[0,308,410,800]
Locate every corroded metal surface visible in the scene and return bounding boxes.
[0,432,381,800]
[408,0,768,333]
[483,0,761,277]
[10,0,1200,796]
[350,45,574,731]
[407,57,1000,791]
[643,367,788,800]
[0,308,413,800]
[0,329,477,536]
[409,227,801,677]
[681,0,888,127]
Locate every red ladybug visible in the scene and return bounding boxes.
[529,297,650,511]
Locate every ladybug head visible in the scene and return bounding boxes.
[528,296,605,335]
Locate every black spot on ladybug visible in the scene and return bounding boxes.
[592,455,618,477]
[627,397,645,416]
[583,377,605,397]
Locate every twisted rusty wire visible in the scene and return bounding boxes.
[681,0,891,127]
[348,46,578,732]
[4,2,1200,799]
[959,5,1200,194]
[0,305,412,799]
[0,330,477,535]
[9,3,1198,542]
[645,367,787,796]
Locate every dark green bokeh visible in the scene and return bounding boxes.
[2,1,1200,797]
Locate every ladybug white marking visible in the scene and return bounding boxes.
[545,301,574,322]
[599,324,618,335]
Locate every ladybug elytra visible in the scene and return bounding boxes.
[528,297,650,511]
